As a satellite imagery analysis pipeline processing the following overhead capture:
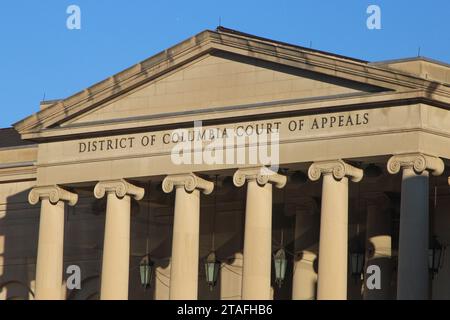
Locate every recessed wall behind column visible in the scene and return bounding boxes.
[0,180,38,300]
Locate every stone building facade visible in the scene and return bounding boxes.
[1,27,449,300]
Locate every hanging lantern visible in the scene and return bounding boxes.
[204,251,220,290]
[350,251,365,278]
[273,248,287,288]
[139,255,154,289]
[429,237,444,279]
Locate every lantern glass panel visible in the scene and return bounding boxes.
[205,252,220,289]
[350,252,365,275]
[428,248,434,270]
[140,256,153,288]
[274,249,287,287]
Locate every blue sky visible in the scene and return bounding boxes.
[0,0,449,128]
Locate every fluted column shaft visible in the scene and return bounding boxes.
[162,173,214,300]
[29,186,78,300]
[308,160,363,300]
[387,153,444,300]
[234,167,286,300]
[94,179,144,300]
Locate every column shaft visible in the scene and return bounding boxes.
[154,261,171,300]
[292,210,318,300]
[100,193,131,300]
[292,251,317,300]
[317,174,349,300]
[35,199,65,300]
[162,173,213,300]
[397,168,429,299]
[387,153,444,300]
[364,202,392,300]
[169,187,200,300]
[241,180,273,300]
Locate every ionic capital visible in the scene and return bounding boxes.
[387,153,444,176]
[94,179,145,200]
[162,173,214,195]
[308,160,363,182]
[29,185,78,206]
[233,167,287,189]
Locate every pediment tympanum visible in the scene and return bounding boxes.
[63,52,386,127]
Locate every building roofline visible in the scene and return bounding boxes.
[216,26,368,63]
[13,27,450,135]
[41,99,62,105]
[371,56,450,68]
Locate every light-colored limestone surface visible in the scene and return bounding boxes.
[0,27,449,300]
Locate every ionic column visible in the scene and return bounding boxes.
[29,185,78,300]
[308,160,363,300]
[162,173,214,300]
[292,197,319,300]
[363,193,392,300]
[387,153,444,300]
[233,167,287,300]
[94,179,145,300]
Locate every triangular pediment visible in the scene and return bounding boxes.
[14,27,449,139]
[63,51,387,127]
